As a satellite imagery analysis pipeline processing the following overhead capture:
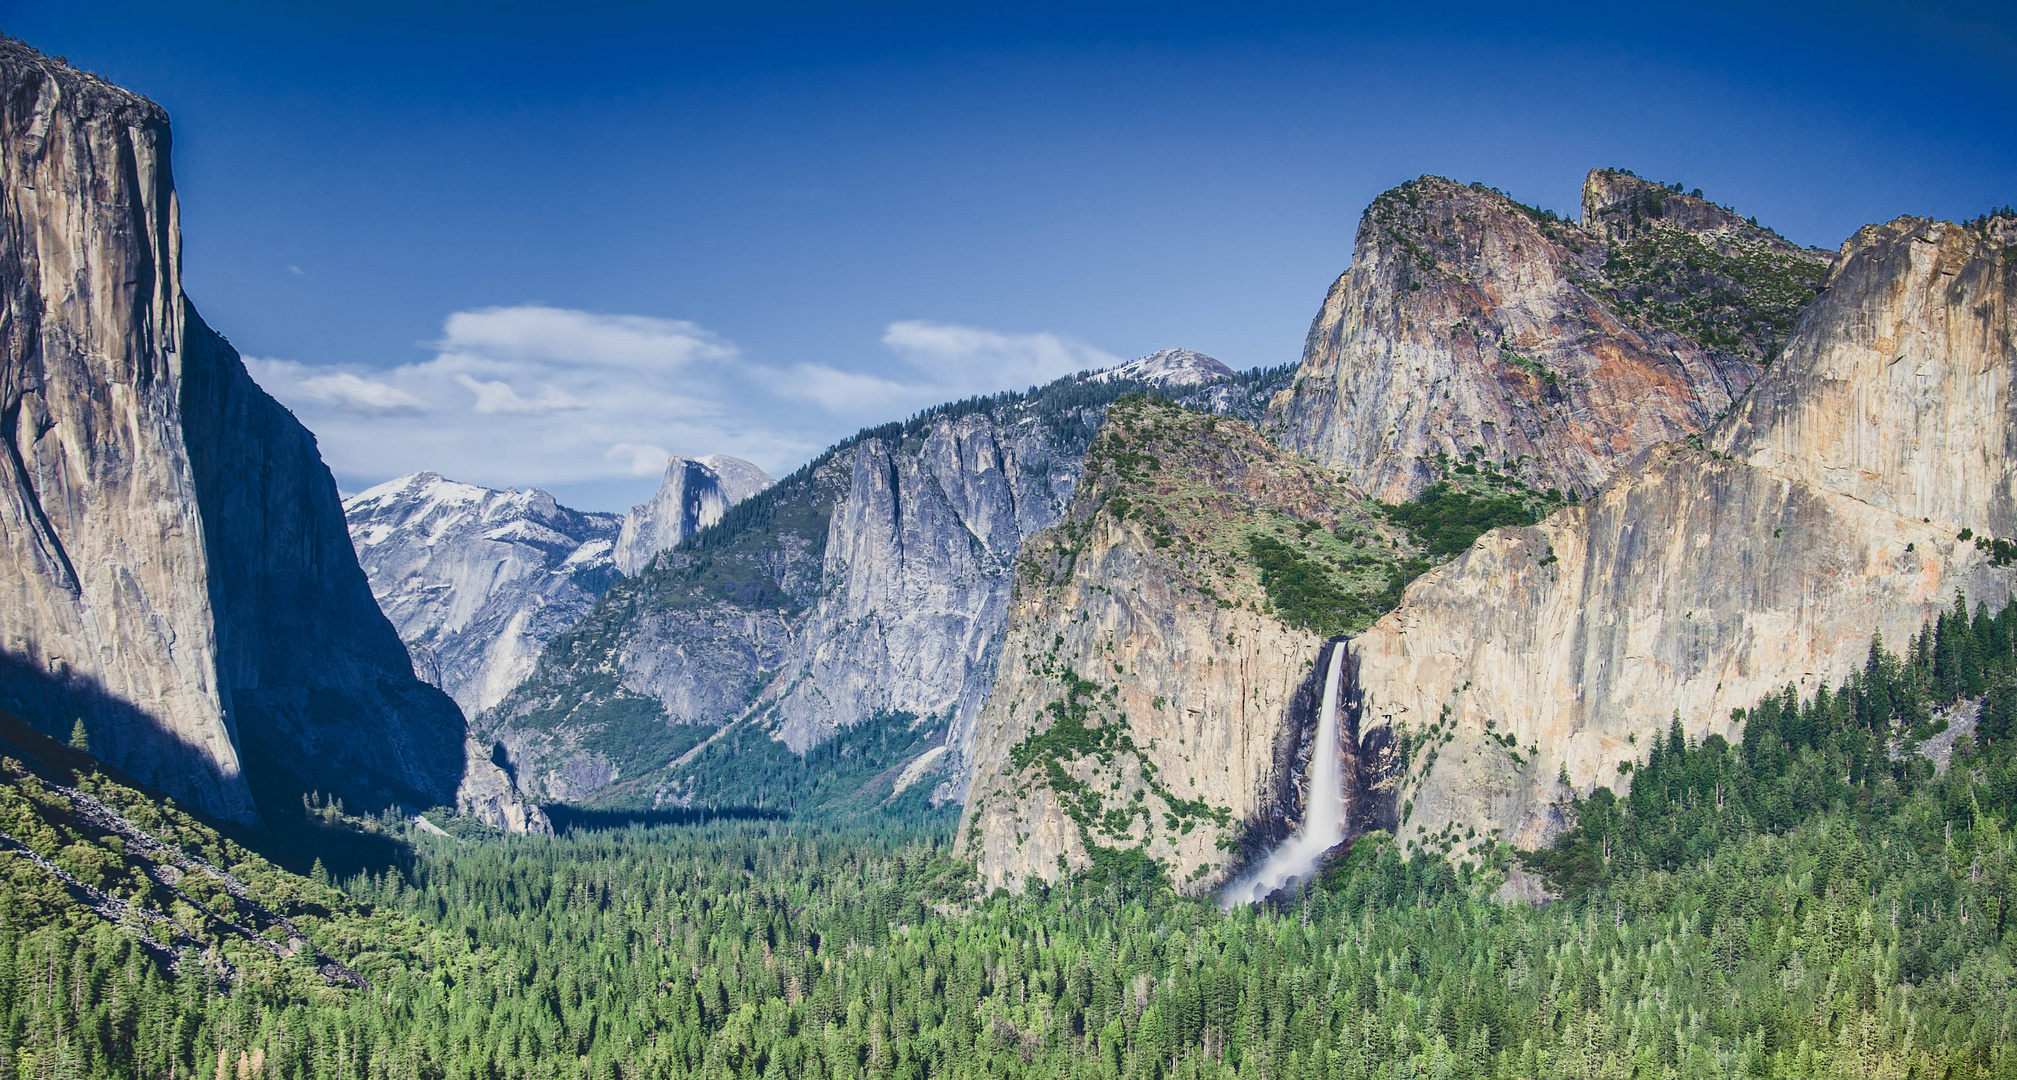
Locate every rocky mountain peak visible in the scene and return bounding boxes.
[1581,167,1826,264]
[1267,170,1792,501]
[1358,174,1581,270]
[1342,207,2014,858]
[345,472,578,542]
[612,455,776,576]
[1093,349,1236,387]
[342,474,621,716]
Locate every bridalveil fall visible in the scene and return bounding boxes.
[1221,639,1349,906]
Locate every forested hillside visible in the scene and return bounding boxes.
[6,596,2013,1078]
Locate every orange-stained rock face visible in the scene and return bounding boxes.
[1351,213,2016,859]
[1267,172,1830,502]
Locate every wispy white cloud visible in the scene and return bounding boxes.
[775,363,915,413]
[454,374,587,415]
[439,306,734,369]
[881,320,1119,391]
[297,369,427,416]
[605,442,673,476]
[250,307,1129,510]
[777,320,1121,415]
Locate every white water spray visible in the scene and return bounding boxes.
[1221,640,1349,907]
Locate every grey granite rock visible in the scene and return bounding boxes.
[1266,171,1829,501]
[0,38,540,831]
[1350,213,2016,857]
[344,473,621,715]
[613,455,774,575]
[482,356,1288,807]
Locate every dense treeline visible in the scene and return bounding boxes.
[6,808,2012,1079]
[666,710,956,826]
[1531,591,2017,898]
[3,596,2015,1077]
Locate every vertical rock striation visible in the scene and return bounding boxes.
[0,40,244,817]
[959,399,1414,894]
[0,39,525,827]
[763,410,1078,756]
[483,358,1288,807]
[612,454,773,576]
[1266,171,1829,501]
[343,473,622,715]
[1347,213,2016,856]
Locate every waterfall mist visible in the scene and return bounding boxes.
[1221,639,1349,907]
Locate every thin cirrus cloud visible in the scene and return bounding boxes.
[246,305,1126,509]
[453,374,587,415]
[777,320,1122,413]
[293,370,427,416]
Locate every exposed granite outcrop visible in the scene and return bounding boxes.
[343,473,622,715]
[0,40,245,817]
[612,454,773,575]
[1266,171,1829,501]
[959,399,1412,894]
[763,409,1079,755]
[1091,348,1236,387]
[1348,213,2015,857]
[483,359,1289,807]
[0,38,537,830]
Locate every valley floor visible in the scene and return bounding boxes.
[3,804,2011,1079]
[4,595,2017,1078]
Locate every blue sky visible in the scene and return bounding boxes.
[11,1,2015,510]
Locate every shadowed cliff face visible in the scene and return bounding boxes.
[1266,172,1829,502]
[1349,213,2016,859]
[0,39,510,827]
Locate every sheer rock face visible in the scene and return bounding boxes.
[486,406,1083,806]
[765,411,1076,756]
[343,473,621,715]
[483,359,1285,807]
[1349,214,2016,856]
[0,42,241,817]
[1715,217,2017,531]
[959,401,1406,896]
[612,454,773,576]
[0,40,531,829]
[1266,172,1828,501]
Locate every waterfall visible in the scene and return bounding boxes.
[1220,639,1349,907]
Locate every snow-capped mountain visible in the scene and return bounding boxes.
[343,474,624,715]
[1090,348,1236,387]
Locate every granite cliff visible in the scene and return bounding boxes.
[961,175,2008,896]
[343,474,622,715]
[482,353,1285,808]
[612,454,774,575]
[1349,211,2017,859]
[1266,170,1829,501]
[0,39,536,830]
[955,395,1564,893]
